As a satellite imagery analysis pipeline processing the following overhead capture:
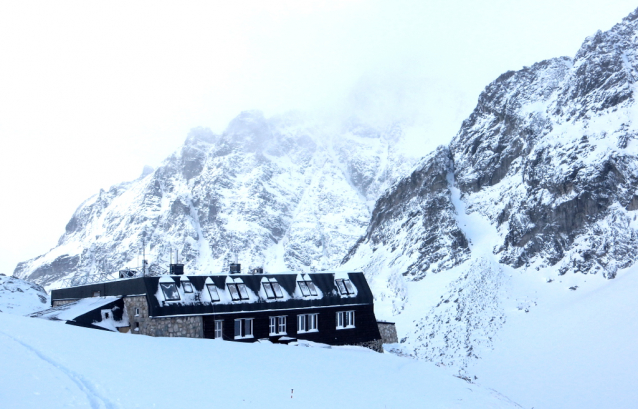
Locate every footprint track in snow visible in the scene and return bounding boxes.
[0,330,118,409]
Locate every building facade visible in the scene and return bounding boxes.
[50,271,384,352]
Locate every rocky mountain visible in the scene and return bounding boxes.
[14,112,427,289]
[342,7,638,368]
[13,6,638,391]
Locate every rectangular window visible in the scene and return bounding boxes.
[308,313,318,331]
[298,281,310,296]
[228,283,249,301]
[207,284,220,302]
[297,314,306,332]
[263,282,276,299]
[134,322,140,332]
[335,279,355,296]
[182,282,193,293]
[263,282,284,299]
[298,281,319,297]
[214,320,223,339]
[135,308,140,317]
[269,316,287,335]
[307,282,318,296]
[344,280,355,294]
[336,311,355,329]
[271,282,284,298]
[160,282,180,301]
[345,311,355,327]
[297,314,319,333]
[237,283,250,300]
[228,284,240,301]
[234,318,253,339]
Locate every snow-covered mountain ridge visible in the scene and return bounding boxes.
[14,112,427,289]
[341,5,638,383]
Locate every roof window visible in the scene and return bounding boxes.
[298,280,318,296]
[335,279,355,296]
[228,283,249,301]
[263,280,284,299]
[160,282,181,301]
[182,282,193,293]
[207,284,220,302]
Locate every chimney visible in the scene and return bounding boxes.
[170,264,184,275]
[229,263,241,274]
[252,267,264,274]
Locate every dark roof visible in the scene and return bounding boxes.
[51,272,373,318]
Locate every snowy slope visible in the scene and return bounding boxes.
[0,313,521,409]
[341,7,638,408]
[0,274,49,315]
[14,113,427,290]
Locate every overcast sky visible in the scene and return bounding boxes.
[1,0,636,276]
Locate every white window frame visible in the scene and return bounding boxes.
[214,320,223,339]
[234,318,254,339]
[135,307,140,317]
[336,311,355,329]
[269,316,287,335]
[182,282,193,293]
[308,313,318,331]
[297,313,319,333]
[297,314,306,332]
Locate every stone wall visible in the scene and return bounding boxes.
[377,322,398,344]
[144,316,203,338]
[357,339,384,353]
[124,295,203,338]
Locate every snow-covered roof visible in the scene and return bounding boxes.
[30,296,121,321]
[50,272,371,318]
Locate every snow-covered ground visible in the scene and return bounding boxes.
[468,263,638,409]
[0,274,49,315]
[0,312,521,409]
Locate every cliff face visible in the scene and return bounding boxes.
[14,112,424,289]
[451,9,638,278]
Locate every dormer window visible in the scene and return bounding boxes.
[298,280,318,296]
[228,283,249,301]
[182,282,193,293]
[207,284,220,302]
[263,280,284,299]
[160,282,180,301]
[335,279,355,296]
